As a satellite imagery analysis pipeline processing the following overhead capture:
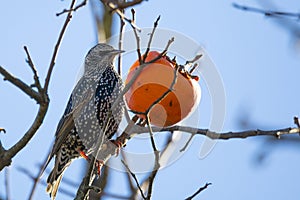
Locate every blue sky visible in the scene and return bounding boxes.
[1,0,300,199]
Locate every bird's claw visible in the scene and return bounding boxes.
[110,140,122,157]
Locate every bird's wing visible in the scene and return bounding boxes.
[41,78,93,175]
[40,95,75,177]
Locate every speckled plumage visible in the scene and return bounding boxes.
[45,44,124,199]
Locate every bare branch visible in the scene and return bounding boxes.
[294,116,300,128]
[117,13,125,75]
[0,104,48,171]
[131,8,142,63]
[27,148,53,200]
[121,160,147,199]
[23,46,43,93]
[180,133,195,152]
[0,66,43,103]
[185,182,212,200]
[56,0,87,16]
[103,0,145,10]
[131,125,300,140]
[17,166,75,198]
[185,54,202,66]
[145,116,160,200]
[233,3,300,20]
[0,128,6,134]
[0,0,77,173]
[143,15,161,63]
[5,168,11,200]
[74,158,96,200]
[102,1,141,31]
[44,0,77,93]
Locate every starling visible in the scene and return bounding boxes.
[45,43,124,199]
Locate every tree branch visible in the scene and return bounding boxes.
[0,0,78,173]
[44,0,77,93]
[23,46,43,93]
[102,0,145,10]
[56,0,87,16]
[145,117,159,200]
[0,66,43,103]
[131,125,299,140]
[185,182,212,200]
[121,159,147,199]
[0,128,6,134]
[0,104,49,171]
[102,0,141,31]
[142,15,161,63]
[5,168,11,200]
[233,3,300,20]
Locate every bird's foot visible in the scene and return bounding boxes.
[80,151,103,177]
[137,117,147,126]
[110,139,122,157]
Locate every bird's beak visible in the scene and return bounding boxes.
[109,49,125,55]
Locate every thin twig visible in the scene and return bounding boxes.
[56,0,87,16]
[23,46,43,93]
[143,15,161,63]
[0,103,48,171]
[102,1,141,31]
[103,0,145,10]
[5,168,11,200]
[180,133,196,152]
[121,151,137,197]
[74,156,97,199]
[121,160,147,199]
[185,182,212,200]
[233,3,300,20]
[131,8,142,63]
[185,54,203,65]
[0,128,6,134]
[27,147,53,200]
[145,37,174,64]
[0,0,77,175]
[44,0,77,93]
[294,116,300,128]
[145,116,160,200]
[0,66,43,103]
[17,166,75,198]
[117,11,125,75]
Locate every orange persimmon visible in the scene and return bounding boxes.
[125,51,201,127]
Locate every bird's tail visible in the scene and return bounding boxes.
[46,148,72,200]
[46,171,63,200]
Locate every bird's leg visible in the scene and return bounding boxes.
[79,150,90,161]
[78,149,103,176]
[95,160,104,177]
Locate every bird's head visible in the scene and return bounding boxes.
[84,43,124,73]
